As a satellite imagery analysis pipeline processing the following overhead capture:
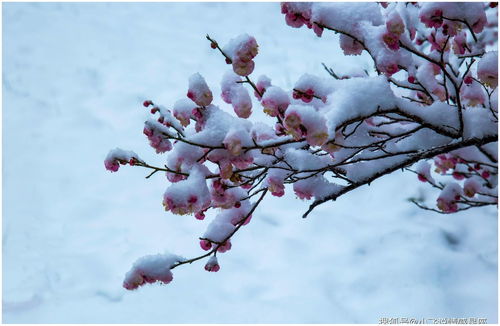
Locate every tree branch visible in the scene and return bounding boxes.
[303,135,497,218]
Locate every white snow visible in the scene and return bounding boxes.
[477,51,498,88]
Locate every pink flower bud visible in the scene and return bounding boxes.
[381,63,400,76]
[104,159,120,172]
[339,34,363,56]
[261,86,290,117]
[200,239,212,251]
[464,178,480,198]
[313,24,323,37]
[143,126,153,137]
[301,93,313,103]
[204,256,220,272]
[167,172,185,183]
[267,176,285,197]
[386,12,405,35]
[123,271,144,290]
[285,12,305,28]
[255,75,271,99]
[232,58,255,77]
[235,36,258,62]
[284,111,301,129]
[420,9,443,29]
[437,198,458,213]
[241,183,252,190]
[242,214,252,226]
[452,172,465,180]
[217,240,232,253]
[158,273,174,284]
[453,32,467,55]
[195,211,205,220]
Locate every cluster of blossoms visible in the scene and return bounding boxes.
[415,148,496,213]
[104,148,141,172]
[215,34,259,77]
[106,2,497,288]
[122,254,183,290]
[281,2,324,37]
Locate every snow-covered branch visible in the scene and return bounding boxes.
[106,2,498,289]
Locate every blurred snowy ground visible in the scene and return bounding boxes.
[2,2,497,323]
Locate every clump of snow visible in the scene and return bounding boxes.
[123,253,184,290]
[204,199,254,239]
[104,148,140,172]
[261,86,290,117]
[222,34,258,76]
[339,34,364,56]
[415,161,435,183]
[293,73,333,105]
[204,256,220,272]
[165,141,206,176]
[223,126,253,156]
[203,217,235,243]
[436,182,463,213]
[398,99,460,134]
[220,70,242,104]
[284,105,329,146]
[284,147,332,171]
[173,98,197,127]
[463,106,498,139]
[324,76,397,135]
[187,73,213,107]
[477,51,498,89]
[293,175,340,201]
[461,81,487,107]
[311,2,384,38]
[463,176,482,198]
[255,74,272,99]
[162,168,211,216]
[264,168,289,197]
[231,86,253,118]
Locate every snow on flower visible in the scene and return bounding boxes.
[415,161,434,183]
[477,51,498,89]
[223,34,259,76]
[261,86,290,117]
[204,256,220,272]
[162,168,211,216]
[104,148,140,172]
[187,73,213,107]
[123,253,184,290]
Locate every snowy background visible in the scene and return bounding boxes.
[3,2,497,323]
